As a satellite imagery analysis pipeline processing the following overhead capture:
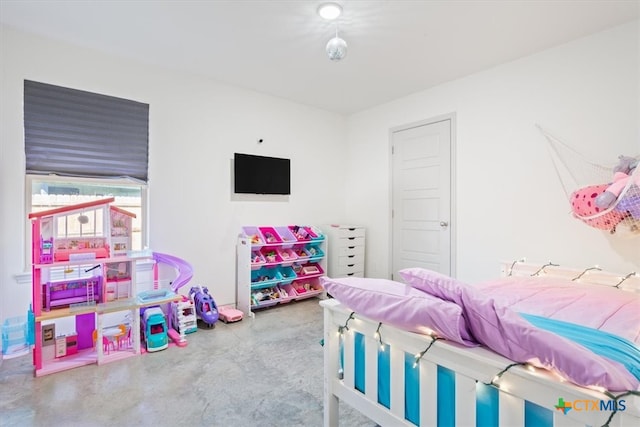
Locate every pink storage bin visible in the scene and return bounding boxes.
[291,278,323,300]
[274,226,297,248]
[276,248,298,266]
[259,227,282,245]
[278,284,296,303]
[243,226,265,248]
[260,247,282,265]
[292,262,324,278]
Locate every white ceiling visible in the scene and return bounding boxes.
[1,0,638,114]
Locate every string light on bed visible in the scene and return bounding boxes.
[507,257,526,276]
[485,362,527,389]
[602,390,640,427]
[614,272,637,288]
[337,311,355,337]
[571,265,602,281]
[412,336,442,368]
[531,261,559,276]
[374,322,385,351]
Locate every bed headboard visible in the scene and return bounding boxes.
[501,260,640,293]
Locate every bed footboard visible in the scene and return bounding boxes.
[322,298,639,427]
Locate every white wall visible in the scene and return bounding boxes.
[2,20,639,326]
[0,26,348,321]
[345,21,640,282]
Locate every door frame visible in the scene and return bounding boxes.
[388,112,457,279]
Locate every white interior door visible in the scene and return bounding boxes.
[391,118,453,279]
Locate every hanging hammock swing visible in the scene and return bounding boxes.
[538,126,640,235]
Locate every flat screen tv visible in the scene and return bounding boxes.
[234,153,291,195]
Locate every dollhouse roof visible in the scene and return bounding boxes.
[109,205,137,218]
[27,197,129,219]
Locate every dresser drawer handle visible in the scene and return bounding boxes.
[347,264,355,267]
[347,273,354,276]
[348,255,354,258]
[347,246,355,249]
[347,237,355,240]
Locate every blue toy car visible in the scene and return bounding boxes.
[141,307,168,352]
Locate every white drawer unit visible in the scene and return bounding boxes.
[324,225,366,278]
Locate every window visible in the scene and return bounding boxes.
[24,81,149,266]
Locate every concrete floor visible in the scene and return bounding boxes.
[0,298,376,427]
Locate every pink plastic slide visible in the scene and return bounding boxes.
[152,252,194,292]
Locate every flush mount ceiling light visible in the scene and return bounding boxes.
[317,2,342,20]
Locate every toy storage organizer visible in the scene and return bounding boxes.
[236,225,327,316]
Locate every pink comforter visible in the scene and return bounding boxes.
[475,276,640,344]
[400,268,640,391]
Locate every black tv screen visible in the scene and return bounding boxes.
[234,153,291,195]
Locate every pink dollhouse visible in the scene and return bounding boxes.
[29,198,137,310]
[28,197,139,376]
[28,197,193,377]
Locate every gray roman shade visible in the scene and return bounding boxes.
[24,80,149,182]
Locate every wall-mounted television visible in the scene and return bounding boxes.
[234,153,291,195]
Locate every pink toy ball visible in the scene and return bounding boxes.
[570,184,626,230]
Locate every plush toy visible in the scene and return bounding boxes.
[613,155,638,174]
[570,184,626,230]
[595,155,640,209]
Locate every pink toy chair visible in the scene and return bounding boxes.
[102,336,115,354]
[117,325,131,350]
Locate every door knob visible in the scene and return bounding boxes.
[440,221,449,228]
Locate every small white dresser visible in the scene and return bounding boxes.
[324,224,365,278]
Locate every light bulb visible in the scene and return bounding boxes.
[318,3,342,20]
[326,36,347,61]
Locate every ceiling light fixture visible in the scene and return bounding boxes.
[317,2,342,20]
[326,25,347,61]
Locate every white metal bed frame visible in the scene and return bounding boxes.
[321,262,640,427]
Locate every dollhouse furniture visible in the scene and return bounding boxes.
[44,276,102,311]
[28,198,187,376]
[321,262,640,427]
[116,324,132,349]
[236,225,327,317]
[170,296,197,342]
